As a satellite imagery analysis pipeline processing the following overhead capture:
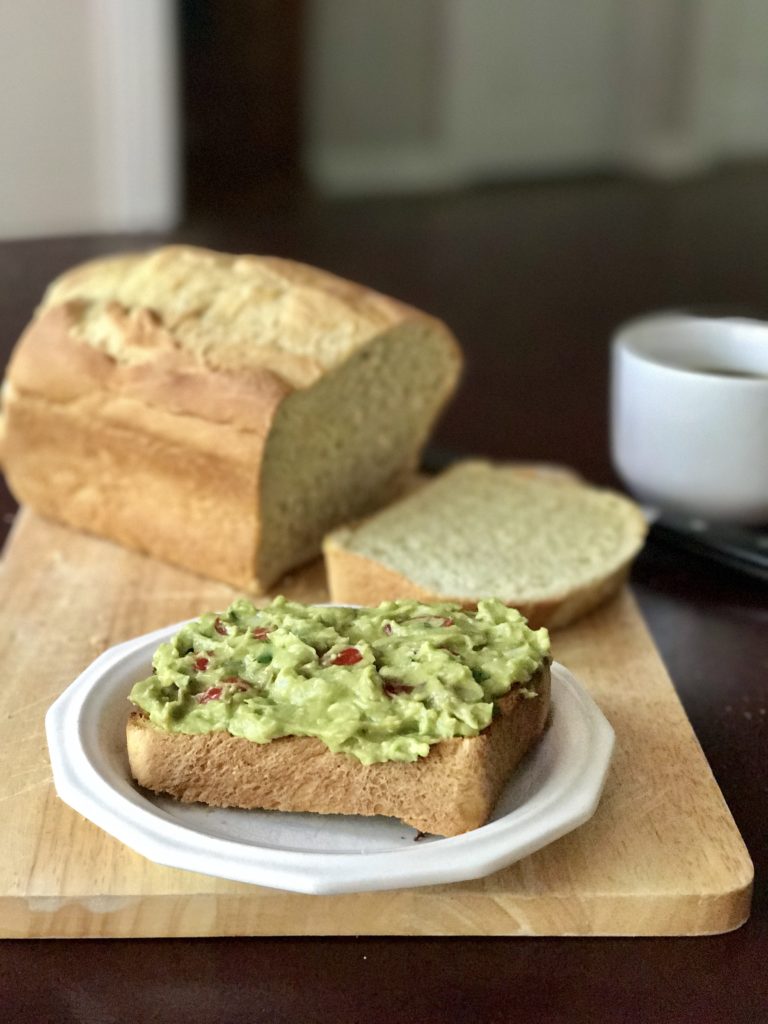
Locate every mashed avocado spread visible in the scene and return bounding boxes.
[129,597,550,765]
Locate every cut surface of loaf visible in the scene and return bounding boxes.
[127,664,551,837]
[324,461,648,628]
[0,246,462,590]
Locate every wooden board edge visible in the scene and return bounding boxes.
[0,880,753,939]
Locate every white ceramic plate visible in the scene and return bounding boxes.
[45,622,615,895]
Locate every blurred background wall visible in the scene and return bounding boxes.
[1,0,767,238]
[306,0,768,191]
[0,0,178,237]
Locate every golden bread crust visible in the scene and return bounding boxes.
[37,245,457,388]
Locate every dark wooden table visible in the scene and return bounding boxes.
[1,168,766,1023]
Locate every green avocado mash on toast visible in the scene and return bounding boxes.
[130,597,549,765]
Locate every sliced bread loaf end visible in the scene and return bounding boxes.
[324,462,647,629]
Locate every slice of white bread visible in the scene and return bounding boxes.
[126,664,550,837]
[323,461,648,629]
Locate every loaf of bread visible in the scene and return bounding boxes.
[0,246,461,590]
[324,461,648,628]
[126,596,551,836]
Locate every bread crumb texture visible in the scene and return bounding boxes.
[329,461,648,602]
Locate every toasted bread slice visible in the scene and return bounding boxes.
[127,663,550,837]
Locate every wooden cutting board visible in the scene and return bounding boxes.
[0,509,753,938]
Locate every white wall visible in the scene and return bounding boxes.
[715,0,768,156]
[306,0,768,195]
[0,0,180,239]
[441,0,620,178]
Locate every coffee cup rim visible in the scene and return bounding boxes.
[612,313,768,384]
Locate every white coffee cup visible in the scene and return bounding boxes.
[610,314,768,524]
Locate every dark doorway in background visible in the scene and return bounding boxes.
[180,0,306,215]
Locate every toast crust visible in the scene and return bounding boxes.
[126,664,550,837]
